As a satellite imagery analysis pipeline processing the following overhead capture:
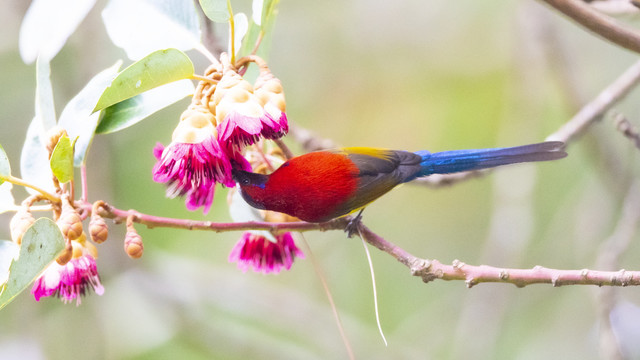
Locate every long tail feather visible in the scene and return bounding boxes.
[415,141,566,177]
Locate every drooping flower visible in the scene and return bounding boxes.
[254,68,288,139]
[229,232,304,274]
[209,67,281,147]
[32,241,104,305]
[153,107,233,213]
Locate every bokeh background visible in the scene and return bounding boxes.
[2,0,640,359]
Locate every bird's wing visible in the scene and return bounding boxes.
[329,148,423,216]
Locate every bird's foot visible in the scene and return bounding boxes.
[344,209,364,238]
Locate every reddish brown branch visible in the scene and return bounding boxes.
[541,0,640,54]
[85,201,349,233]
[358,222,640,288]
[547,58,640,143]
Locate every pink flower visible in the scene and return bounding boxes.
[217,110,266,147]
[229,232,304,274]
[32,254,104,306]
[153,135,233,214]
[259,110,288,140]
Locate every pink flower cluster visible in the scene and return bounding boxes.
[32,254,104,306]
[229,232,304,274]
[152,67,288,214]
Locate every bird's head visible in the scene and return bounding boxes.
[232,169,269,210]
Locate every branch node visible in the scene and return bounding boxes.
[551,275,560,287]
[465,278,477,288]
[499,270,510,280]
[452,259,465,270]
[581,269,590,278]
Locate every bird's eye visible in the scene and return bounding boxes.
[241,178,250,186]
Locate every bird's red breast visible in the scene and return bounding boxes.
[244,151,361,222]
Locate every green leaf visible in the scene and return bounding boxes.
[0,218,65,311]
[239,20,260,60]
[239,0,279,59]
[35,57,56,131]
[0,144,10,184]
[102,0,201,60]
[20,117,56,196]
[19,0,97,63]
[230,13,248,56]
[252,0,264,25]
[199,0,230,23]
[58,61,122,166]
[93,49,194,113]
[0,241,20,288]
[262,0,280,28]
[96,80,194,134]
[49,135,76,184]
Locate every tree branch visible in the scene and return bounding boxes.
[357,222,640,288]
[540,0,640,54]
[547,57,640,144]
[86,201,349,234]
[613,111,640,150]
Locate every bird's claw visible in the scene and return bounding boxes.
[344,209,364,238]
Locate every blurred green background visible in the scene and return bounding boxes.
[2,0,640,359]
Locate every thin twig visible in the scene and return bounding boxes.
[541,0,640,54]
[546,58,640,143]
[357,222,640,288]
[80,164,88,203]
[191,74,219,84]
[88,200,348,233]
[273,138,294,159]
[612,112,640,150]
[1,175,59,203]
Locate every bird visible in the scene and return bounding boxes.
[232,141,567,232]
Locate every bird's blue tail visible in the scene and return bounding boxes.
[415,141,566,177]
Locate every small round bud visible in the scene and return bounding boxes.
[179,107,215,128]
[56,242,73,266]
[57,198,83,241]
[172,109,216,144]
[10,209,35,245]
[214,90,265,125]
[89,214,109,244]
[208,68,254,115]
[254,73,286,112]
[124,229,144,259]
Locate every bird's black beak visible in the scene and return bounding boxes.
[232,168,255,187]
[231,168,242,183]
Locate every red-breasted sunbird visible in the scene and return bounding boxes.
[232,141,567,223]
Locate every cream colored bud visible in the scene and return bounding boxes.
[89,214,109,244]
[209,70,254,112]
[124,230,144,259]
[56,242,73,265]
[254,71,286,112]
[58,200,83,241]
[214,91,265,125]
[10,209,35,245]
